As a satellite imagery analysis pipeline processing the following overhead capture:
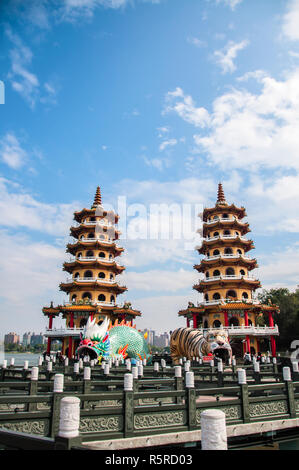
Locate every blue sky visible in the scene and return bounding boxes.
[1,0,299,336]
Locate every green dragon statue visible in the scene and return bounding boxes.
[76,316,152,364]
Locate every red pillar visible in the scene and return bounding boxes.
[268,311,276,356]
[68,312,74,359]
[224,310,229,327]
[187,317,190,328]
[193,314,197,329]
[244,310,250,353]
[47,315,53,354]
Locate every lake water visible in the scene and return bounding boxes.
[2,352,42,367]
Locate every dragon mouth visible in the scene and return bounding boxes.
[76,345,99,359]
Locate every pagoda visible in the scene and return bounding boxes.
[42,187,141,359]
[178,183,279,357]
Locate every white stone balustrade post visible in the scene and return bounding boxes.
[73,363,79,374]
[237,368,247,384]
[174,366,182,378]
[58,397,80,438]
[254,362,260,372]
[124,373,133,391]
[184,362,190,372]
[185,371,194,388]
[154,362,159,372]
[38,356,43,366]
[24,361,29,370]
[47,361,53,372]
[292,362,299,373]
[138,365,143,377]
[126,361,131,371]
[2,360,7,369]
[283,367,291,381]
[217,361,223,372]
[161,359,166,368]
[64,358,69,367]
[104,364,110,375]
[54,374,64,393]
[31,367,39,381]
[132,366,138,379]
[84,367,91,380]
[201,409,227,450]
[10,358,15,366]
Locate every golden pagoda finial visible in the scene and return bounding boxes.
[92,186,102,207]
[216,182,227,205]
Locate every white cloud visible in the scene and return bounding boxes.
[164,87,210,128]
[143,156,171,171]
[187,37,206,48]
[215,0,243,10]
[282,0,299,41]
[214,39,249,74]
[133,294,198,334]
[123,268,197,292]
[159,139,178,152]
[164,68,299,172]
[0,133,27,169]
[0,177,77,236]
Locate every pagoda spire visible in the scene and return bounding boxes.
[92,186,102,207]
[216,182,227,206]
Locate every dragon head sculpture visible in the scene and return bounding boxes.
[76,316,111,360]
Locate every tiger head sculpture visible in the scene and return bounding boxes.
[170,327,232,364]
[202,329,232,361]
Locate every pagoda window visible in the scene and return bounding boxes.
[235,232,239,236]
[240,269,246,276]
[224,247,233,254]
[87,233,94,239]
[109,254,113,259]
[213,232,219,237]
[222,213,229,219]
[98,272,105,278]
[80,318,87,327]
[248,319,252,326]
[204,320,209,328]
[213,216,218,220]
[110,274,114,280]
[242,292,249,299]
[237,249,242,255]
[82,292,92,299]
[213,249,220,256]
[86,250,94,257]
[204,294,209,301]
[226,268,235,276]
[99,252,105,258]
[224,230,231,235]
[98,294,106,301]
[84,270,93,278]
[213,270,220,276]
[90,217,96,222]
[229,317,239,326]
[111,295,115,303]
[206,272,210,278]
[77,252,82,258]
[213,320,221,328]
[74,272,80,279]
[213,293,221,300]
[226,290,237,298]
[71,294,77,302]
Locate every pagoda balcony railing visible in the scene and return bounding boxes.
[66,277,117,284]
[65,300,116,307]
[204,234,248,242]
[72,256,115,263]
[204,254,252,261]
[74,220,116,227]
[45,327,84,338]
[203,275,257,282]
[204,217,238,225]
[79,238,114,244]
[200,298,260,306]
[198,325,279,336]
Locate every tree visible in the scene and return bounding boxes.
[258,288,299,349]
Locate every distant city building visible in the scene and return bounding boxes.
[30,332,44,346]
[141,329,156,345]
[153,332,169,348]
[4,332,20,345]
[22,332,32,346]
